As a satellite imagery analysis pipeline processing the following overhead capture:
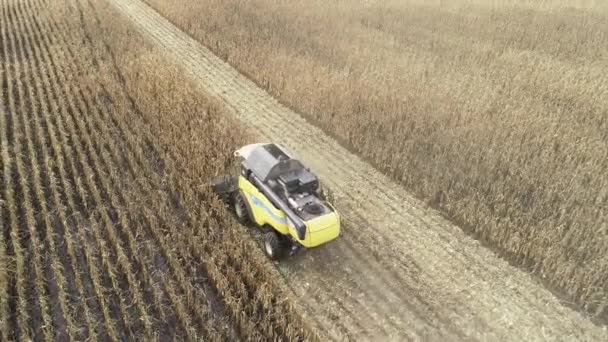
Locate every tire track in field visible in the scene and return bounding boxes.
[109,0,608,341]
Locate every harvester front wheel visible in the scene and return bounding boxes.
[234,192,250,224]
[263,231,283,260]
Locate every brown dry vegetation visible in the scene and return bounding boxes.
[145,0,608,319]
[0,0,315,340]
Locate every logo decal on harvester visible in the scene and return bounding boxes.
[249,194,287,224]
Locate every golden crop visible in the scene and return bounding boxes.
[145,0,608,320]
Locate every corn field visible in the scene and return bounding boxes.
[144,0,608,321]
[2,0,607,340]
[0,0,315,340]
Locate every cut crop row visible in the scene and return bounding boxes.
[4,0,136,338]
[28,6,151,338]
[15,0,124,337]
[11,0,89,338]
[1,1,53,339]
[39,0,220,338]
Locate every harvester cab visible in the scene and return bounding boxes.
[212,143,340,259]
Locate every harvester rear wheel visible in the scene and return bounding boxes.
[234,192,250,224]
[263,231,284,260]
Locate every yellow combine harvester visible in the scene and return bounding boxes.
[213,143,340,259]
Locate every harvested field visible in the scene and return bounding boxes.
[144,0,608,322]
[0,0,314,340]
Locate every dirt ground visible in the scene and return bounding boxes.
[109,0,608,340]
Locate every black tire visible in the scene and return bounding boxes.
[263,231,284,260]
[233,192,250,224]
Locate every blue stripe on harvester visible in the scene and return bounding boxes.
[249,194,287,224]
